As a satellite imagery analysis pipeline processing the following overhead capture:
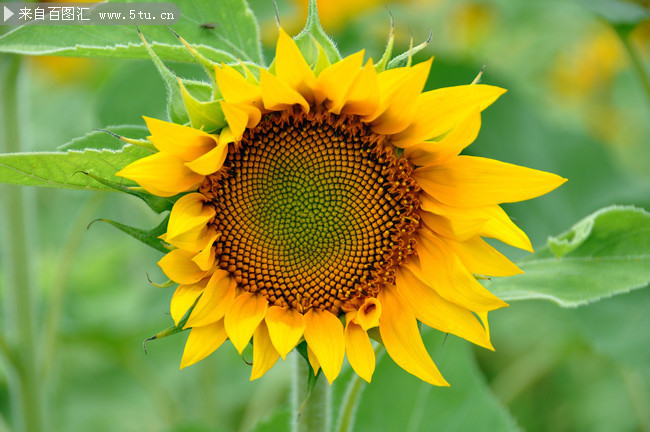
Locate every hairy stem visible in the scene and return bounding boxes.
[292,355,331,432]
[1,54,44,432]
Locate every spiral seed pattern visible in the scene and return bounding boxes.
[200,108,420,314]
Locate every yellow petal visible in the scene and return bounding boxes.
[143,116,216,161]
[180,320,228,369]
[158,249,209,284]
[315,50,364,107]
[185,270,236,328]
[395,265,492,349]
[392,85,506,146]
[480,205,533,252]
[355,297,381,331]
[170,279,207,325]
[414,156,567,207]
[265,306,305,359]
[345,321,375,383]
[224,292,269,354]
[419,193,532,251]
[185,140,230,176]
[116,152,203,197]
[415,231,508,312]
[442,235,523,277]
[191,231,219,271]
[402,111,480,165]
[220,101,262,140]
[369,58,433,134]
[166,193,214,243]
[250,320,280,380]
[339,60,379,116]
[260,69,309,112]
[303,309,345,384]
[378,286,449,386]
[420,210,486,242]
[307,345,320,374]
[275,29,317,101]
[215,64,262,105]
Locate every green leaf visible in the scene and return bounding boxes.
[0,0,263,64]
[58,126,150,151]
[353,333,519,432]
[484,206,650,307]
[294,0,342,66]
[0,146,149,191]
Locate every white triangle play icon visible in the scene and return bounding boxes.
[4,6,14,22]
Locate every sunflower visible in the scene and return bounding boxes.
[117,29,565,386]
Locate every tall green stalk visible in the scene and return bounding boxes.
[292,356,331,432]
[1,54,44,432]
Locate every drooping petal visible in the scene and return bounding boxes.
[391,85,506,146]
[170,279,207,325]
[115,152,203,197]
[224,292,269,354]
[265,306,305,359]
[303,309,345,384]
[402,111,481,165]
[344,321,375,383]
[180,320,228,369]
[378,286,449,386]
[355,297,381,331]
[480,205,534,252]
[315,50,365,107]
[143,116,216,161]
[158,248,209,285]
[414,156,567,208]
[415,231,508,312]
[275,29,317,101]
[250,321,280,381]
[441,235,523,277]
[184,270,235,328]
[369,58,433,134]
[395,265,492,349]
[260,69,309,112]
[215,63,262,105]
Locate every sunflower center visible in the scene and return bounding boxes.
[200,108,420,315]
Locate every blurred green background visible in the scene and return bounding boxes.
[1,0,649,431]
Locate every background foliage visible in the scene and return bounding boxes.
[0,0,649,431]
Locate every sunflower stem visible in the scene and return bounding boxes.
[335,345,385,432]
[292,354,331,432]
[1,55,44,432]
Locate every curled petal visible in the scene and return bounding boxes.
[184,270,236,328]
